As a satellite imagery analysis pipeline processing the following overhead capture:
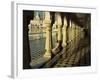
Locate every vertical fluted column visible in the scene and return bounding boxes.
[44,12,52,58]
[62,16,68,47]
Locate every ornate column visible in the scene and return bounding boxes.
[68,20,72,42]
[69,21,76,55]
[57,13,62,43]
[71,22,76,42]
[62,16,68,47]
[52,12,62,54]
[61,16,68,59]
[30,11,52,68]
[44,12,52,58]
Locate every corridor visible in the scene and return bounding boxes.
[23,10,91,69]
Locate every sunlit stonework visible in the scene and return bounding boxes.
[23,10,91,69]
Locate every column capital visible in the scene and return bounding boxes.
[43,11,51,24]
[63,16,68,26]
[56,13,62,26]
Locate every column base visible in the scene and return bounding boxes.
[52,43,62,55]
[61,46,68,59]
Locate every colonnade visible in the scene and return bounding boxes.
[29,11,85,67]
[42,12,86,63]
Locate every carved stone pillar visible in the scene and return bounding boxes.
[62,16,68,47]
[68,20,72,43]
[71,22,76,43]
[52,13,62,54]
[30,11,52,68]
[44,12,52,58]
[61,16,68,59]
[57,13,62,42]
